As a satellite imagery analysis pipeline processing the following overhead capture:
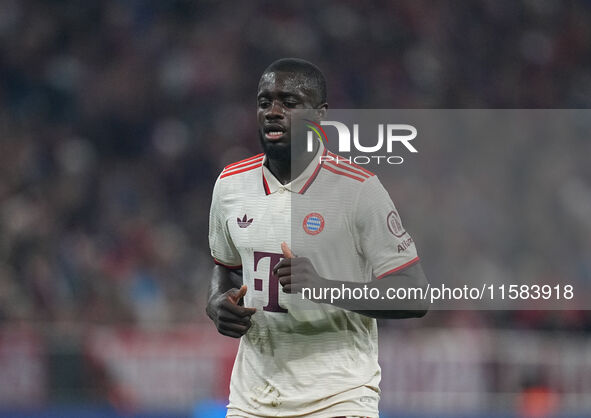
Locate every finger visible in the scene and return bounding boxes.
[281,242,295,259]
[273,258,291,274]
[228,285,248,304]
[218,309,253,325]
[223,300,257,317]
[219,321,251,335]
[275,266,291,278]
[284,284,303,294]
[217,328,243,338]
[279,275,291,287]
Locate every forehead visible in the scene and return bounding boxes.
[257,71,315,98]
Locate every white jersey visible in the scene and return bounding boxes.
[209,141,419,417]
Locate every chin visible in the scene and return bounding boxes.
[259,133,291,161]
[264,143,291,161]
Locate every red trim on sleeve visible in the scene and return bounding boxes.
[213,258,242,269]
[376,256,420,279]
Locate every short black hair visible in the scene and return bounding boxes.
[262,58,327,105]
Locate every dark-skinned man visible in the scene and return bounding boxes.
[207,58,428,418]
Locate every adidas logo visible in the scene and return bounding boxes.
[237,214,253,228]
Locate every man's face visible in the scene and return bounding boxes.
[257,71,324,160]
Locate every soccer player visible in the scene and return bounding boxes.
[207,58,428,418]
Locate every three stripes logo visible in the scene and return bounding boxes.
[237,214,253,228]
[302,212,325,235]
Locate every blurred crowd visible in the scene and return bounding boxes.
[0,0,590,329]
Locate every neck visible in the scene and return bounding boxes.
[265,141,319,185]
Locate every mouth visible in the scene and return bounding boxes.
[264,125,287,141]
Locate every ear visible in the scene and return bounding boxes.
[315,103,328,120]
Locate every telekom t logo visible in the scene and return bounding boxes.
[253,251,287,313]
[306,120,418,153]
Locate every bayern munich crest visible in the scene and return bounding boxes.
[303,213,325,235]
[387,210,406,237]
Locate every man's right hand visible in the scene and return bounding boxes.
[206,285,257,338]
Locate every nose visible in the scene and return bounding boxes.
[265,100,284,120]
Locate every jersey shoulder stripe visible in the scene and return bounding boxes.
[326,159,371,179]
[223,156,264,172]
[327,151,375,177]
[220,154,264,179]
[220,162,262,178]
[322,163,366,182]
[223,153,264,170]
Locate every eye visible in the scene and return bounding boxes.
[258,100,270,109]
[284,101,298,108]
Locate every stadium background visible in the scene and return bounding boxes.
[1,1,590,417]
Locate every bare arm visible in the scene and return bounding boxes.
[349,263,429,319]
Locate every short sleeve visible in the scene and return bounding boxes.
[208,179,242,268]
[353,176,419,279]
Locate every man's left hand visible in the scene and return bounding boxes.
[273,242,325,293]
